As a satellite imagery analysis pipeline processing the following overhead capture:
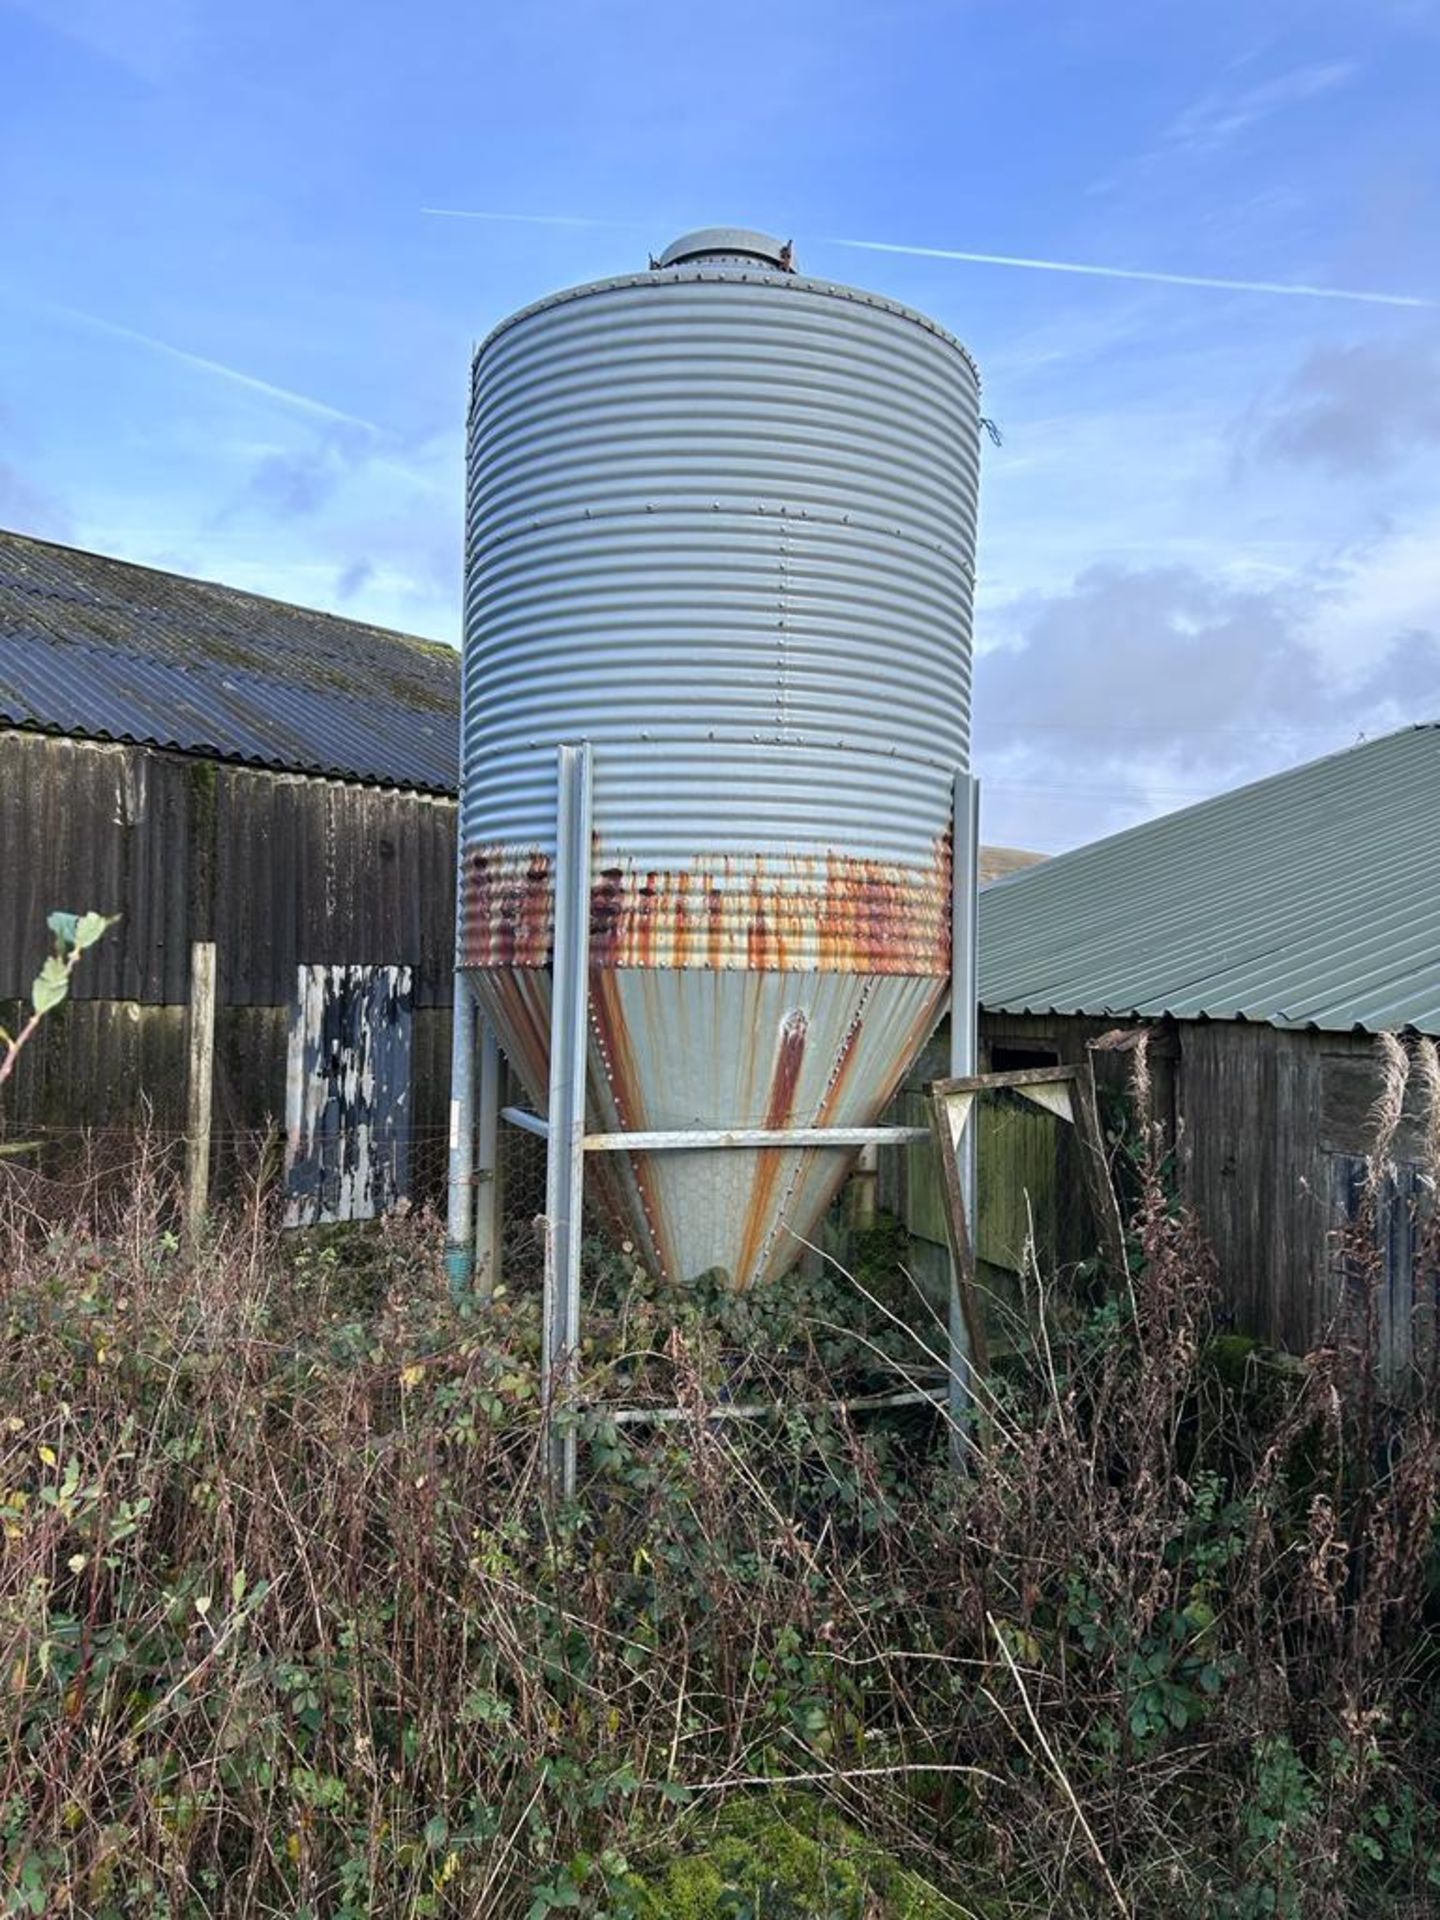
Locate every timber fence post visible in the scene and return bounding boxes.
[185,940,217,1245]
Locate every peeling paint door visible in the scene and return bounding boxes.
[284,964,413,1227]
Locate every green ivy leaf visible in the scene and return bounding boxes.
[74,911,117,951]
[47,910,79,947]
[31,954,71,1015]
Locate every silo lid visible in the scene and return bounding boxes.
[654,228,794,271]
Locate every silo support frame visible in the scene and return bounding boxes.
[543,742,594,1497]
[445,970,479,1298]
[445,978,502,1303]
[948,770,981,1455]
[516,741,968,1498]
[474,1019,501,1300]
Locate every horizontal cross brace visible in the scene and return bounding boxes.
[929,1064,1078,1095]
[499,1108,931,1152]
[585,1124,932,1152]
[605,1386,945,1427]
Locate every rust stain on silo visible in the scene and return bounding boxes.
[461,846,553,968]
[463,834,953,976]
[471,969,551,1107]
[764,1009,809,1129]
[585,835,952,976]
[730,1008,808,1288]
[588,966,681,1282]
[587,967,643,1132]
[461,828,958,1289]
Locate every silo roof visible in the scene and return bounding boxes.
[0,528,459,792]
[978,724,1440,1036]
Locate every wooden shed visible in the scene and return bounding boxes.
[0,529,460,1221]
[891,726,1440,1373]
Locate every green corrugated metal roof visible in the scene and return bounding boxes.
[978,725,1440,1036]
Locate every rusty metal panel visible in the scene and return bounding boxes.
[462,838,951,974]
[283,964,414,1226]
[460,232,980,1287]
[472,964,945,1287]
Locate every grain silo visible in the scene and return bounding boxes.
[448,228,980,1314]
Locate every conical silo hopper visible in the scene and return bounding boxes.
[460,228,979,1288]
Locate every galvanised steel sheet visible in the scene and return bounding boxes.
[978,725,1440,1036]
[461,232,981,1286]
[476,964,947,1289]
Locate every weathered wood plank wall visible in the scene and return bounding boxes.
[1181,1021,1432,1364]
[887,1006,1426,1370]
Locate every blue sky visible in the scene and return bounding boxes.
[3,0,1438,848]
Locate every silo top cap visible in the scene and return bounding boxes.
[655,227,794,271]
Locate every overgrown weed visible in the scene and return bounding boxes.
[939,1034,1440,1917]
[1,1034,1438,1916]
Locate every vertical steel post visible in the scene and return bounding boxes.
[543,742,593,1497]
[445,969,478,1298]
[473,1017,501,1301]
[948,772,981,1445]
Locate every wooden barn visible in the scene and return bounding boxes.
[915,725,1439,1373]
[0,529,460,1222]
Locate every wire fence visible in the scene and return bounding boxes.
[0,1107,554,1280]
[0,1076,1123,1330]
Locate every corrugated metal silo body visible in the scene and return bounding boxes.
[462,230,980,1288]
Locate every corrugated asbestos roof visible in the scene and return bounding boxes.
[0,528,460,792]
[979,725,1440,1036]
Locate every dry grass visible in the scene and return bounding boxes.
[0,1034,1437,1917]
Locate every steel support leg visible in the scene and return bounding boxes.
[473,1017,501,1301]
[445,968,478,1299]
[948,771,980,1450]
[543,742,593,1496]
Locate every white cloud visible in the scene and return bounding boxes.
[0,458,72,541]
[973,544,1440,852]
[1165,60,1358,154]
[1245,329,1440,473]
[1307,511,1440,675]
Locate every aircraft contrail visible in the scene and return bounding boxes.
[821,236,1433,310]
[52,304,385,432]
[420,207,1434,309]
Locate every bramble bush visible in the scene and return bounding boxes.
[1,1033,1438,1916]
